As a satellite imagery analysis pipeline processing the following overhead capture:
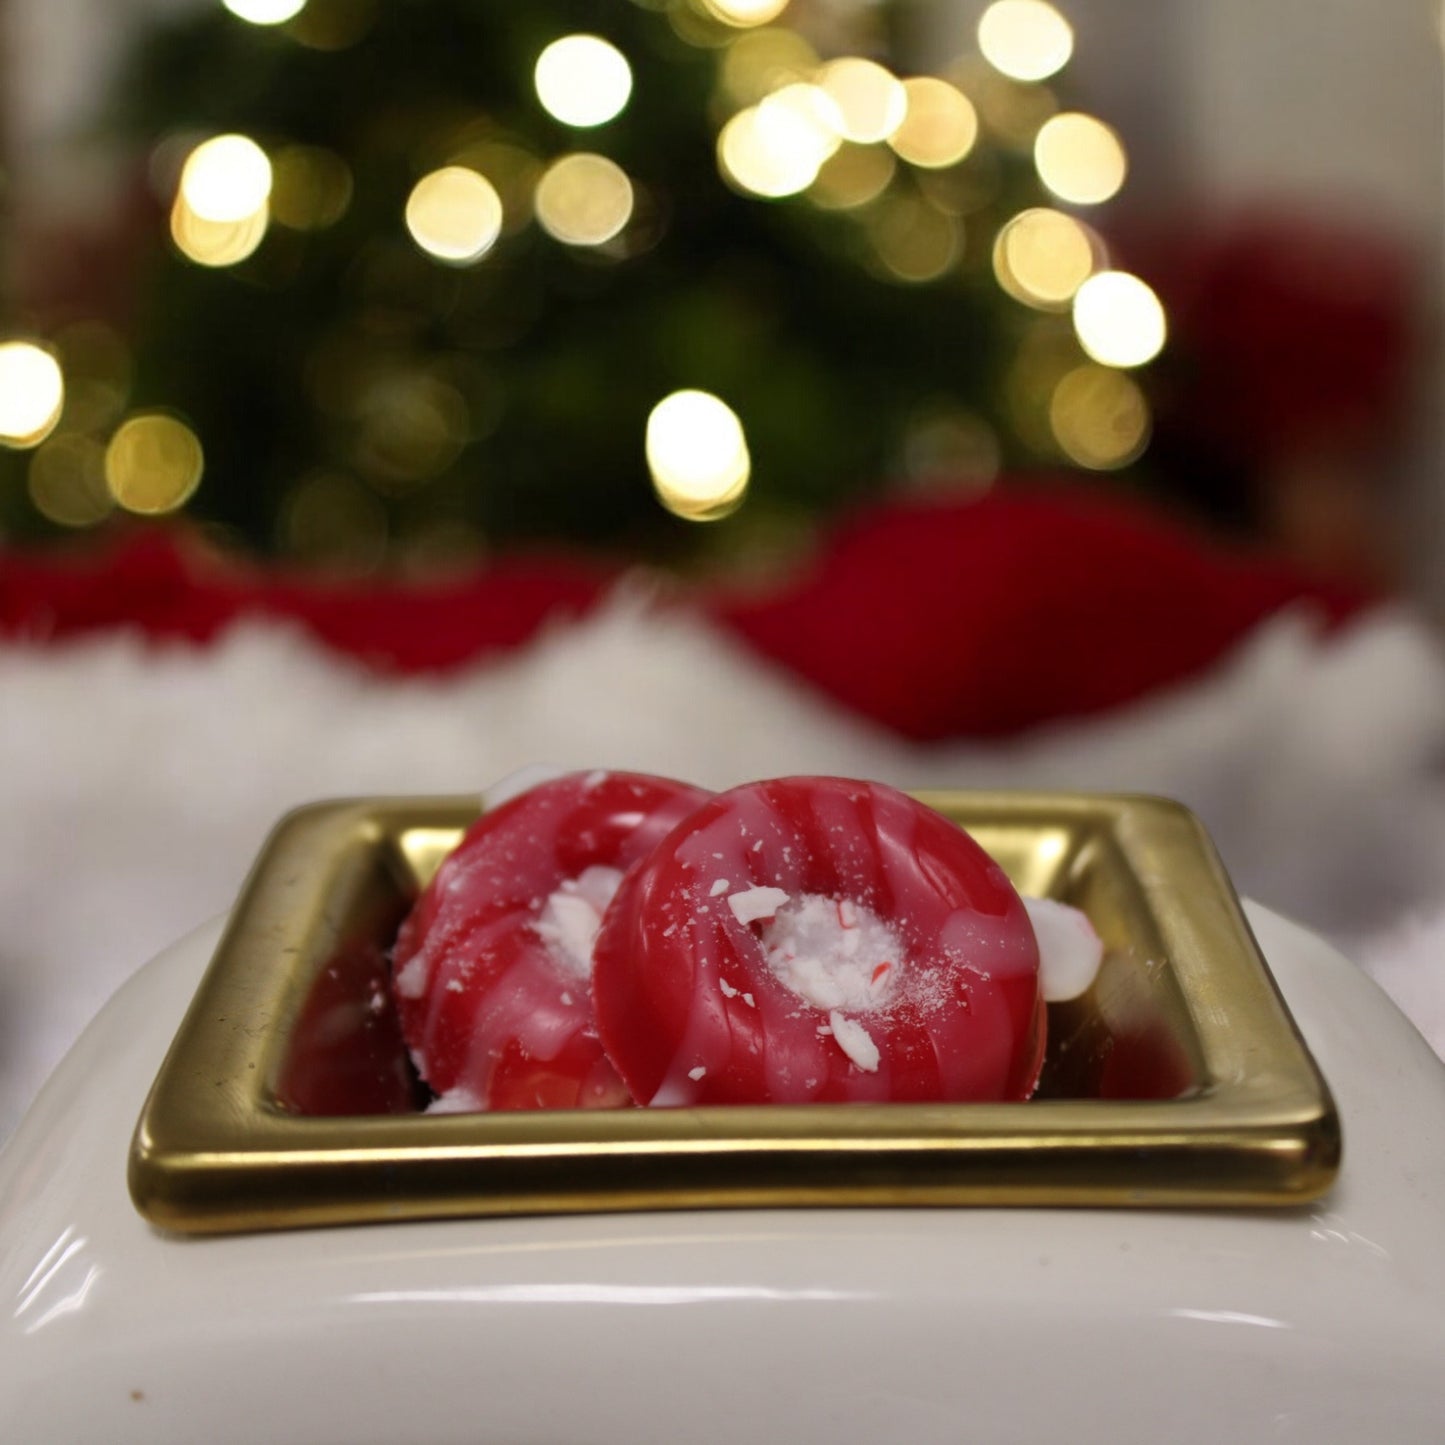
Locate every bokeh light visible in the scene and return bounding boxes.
[1034,112,1127,205]
[1072,270,1167,367]
[703,0,791,26]
[1049,363,1150,469]
[223,0,307,22]
[52,322,131,434]
[444,133,544,235]
[718,27,818,108]
[992,208,1097,310]
[957,56,1058,148]
[283,0,375,50]
[269,145,353,230]
[808,142,896,210]
[282,471,387,570]
[867,195,961,283]
[28,435,113,527]
[354,371,470,489]
[889,78,979,168]
[170,194,269,267]
[535,153,634,245]
[0,342,65,448]
[646,390,751,521]
[901,404,1000,492]
[818,58,908,144]
[179,134,272,222]
[105,413,204,514]
[978,0,1074,82]
[718,85,842,198]
[405,167,504,264]
[534,35,633,128]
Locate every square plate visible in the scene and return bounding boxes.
[129,791,1340,1233]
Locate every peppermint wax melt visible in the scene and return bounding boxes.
[592,775,1047,1106]
[391,770,708,1111]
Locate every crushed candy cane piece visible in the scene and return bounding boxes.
[728,885,790,924]
[829,1011,880,1072]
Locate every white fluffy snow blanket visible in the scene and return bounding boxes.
[3,598,1444,1140]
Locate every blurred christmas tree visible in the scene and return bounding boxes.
[0,0,1164,571]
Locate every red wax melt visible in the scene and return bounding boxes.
[592,776,1045,1106]
[391,770,710,1111]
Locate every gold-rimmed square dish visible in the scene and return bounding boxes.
[128,791,1340,1234]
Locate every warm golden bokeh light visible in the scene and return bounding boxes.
[282,471,388,570]
[223,0,306,22]
[1072,270,1167,367]
[105,413,204,514]
[993,208,1097,310]
[718,27,818,107]
[405,167,504,264]
[0,342,65,449]
[1034,112,1127,205]
[889,77,979,168]
[646,389,751,521]
[179,134,273,222]
[901,406,1001,492]
[957,57,1058,148]
[170,195,269,266]
[28,435,113,527]
[807,142,896,210]
[868,195,961,283]
[535,153,634,245]
[978,0,1074,82]
[762,82,843,161]
[534,35,633,128]
[355,371,470,488]
[52,322,131,434]
[269,145,353,229]
[1050,363,1150,469]
[444,133,544,235]
[718,99,833,198]
[703,0,791,26]
[817,58,908,144]
[283,0,375,51]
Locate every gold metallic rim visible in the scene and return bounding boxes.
[129,792,1339,1233]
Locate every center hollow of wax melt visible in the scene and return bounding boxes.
[535,865,624,978]
[757,893,902,1012]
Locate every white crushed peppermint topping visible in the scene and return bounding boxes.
[394,952,430,999]
[445,978,464,993]
[719,978,739,998]
[727,885,790,925]
[535,864,625,979]
[742,992,756,1008]
[688,1066,707,1081]
[425,1085,483,1114]
[829,1011,880,1072]
[560,991,574,1006]
[709,878,730,897]
[761,894,901,1012]
[1024,896,1105,1002]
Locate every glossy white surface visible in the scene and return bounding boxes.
[2,905,1443,1443]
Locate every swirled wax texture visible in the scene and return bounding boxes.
[592,776,1046,1106]
[391,770,710,1111]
